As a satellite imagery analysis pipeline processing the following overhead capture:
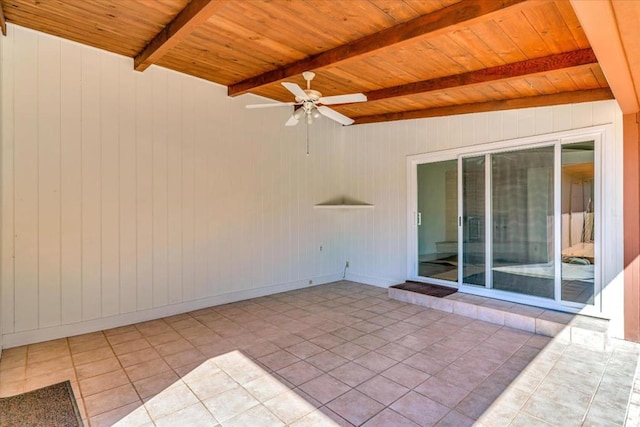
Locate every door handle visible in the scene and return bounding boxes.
[417,212,422,226]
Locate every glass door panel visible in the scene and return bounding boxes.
[417,160,458,282]
[462,156,486,286]
[491,146,555,299]
[561,141,595,304]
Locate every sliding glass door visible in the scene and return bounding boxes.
[560,142,595,304]
[416,160,458,284]
[490,146,555,299]
[413,137,598,308]
[462,156,486,286]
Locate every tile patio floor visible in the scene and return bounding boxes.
[0,281,638,426]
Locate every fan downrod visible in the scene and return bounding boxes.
[302,71,315,84]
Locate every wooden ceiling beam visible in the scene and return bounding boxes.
[134,0,229,71]
[353,88,614,125]
[227,0,531,96]
[0,0,6,36]
[365,48,598,102]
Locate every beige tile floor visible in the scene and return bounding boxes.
[0,281,638,426]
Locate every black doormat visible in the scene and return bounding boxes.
[391,281,458,298]
[0,381,83,427]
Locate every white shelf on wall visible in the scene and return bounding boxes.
[313,197,374,209]
[313,204,374,209]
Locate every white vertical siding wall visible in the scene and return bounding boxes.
[0,25,345,347]
[340,101,625,334]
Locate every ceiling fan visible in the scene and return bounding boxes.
[246,71,367,126]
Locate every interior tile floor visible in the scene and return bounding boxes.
[0,281,638,426]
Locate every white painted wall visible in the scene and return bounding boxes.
[341,101,625,336]
[0,25,346,348]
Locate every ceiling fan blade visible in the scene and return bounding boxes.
[319,93,367,105]
[317,106,354,126]
[284,114,299,126]
[282,82,309,100]
[246,102,295,109]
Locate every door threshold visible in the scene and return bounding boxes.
[389,285,609,351]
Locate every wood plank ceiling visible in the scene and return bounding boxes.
[0,0,614,125]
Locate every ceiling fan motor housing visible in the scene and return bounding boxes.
[296,89,322,104]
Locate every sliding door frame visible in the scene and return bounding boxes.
[407,125,611,316]
[407,151,459,288]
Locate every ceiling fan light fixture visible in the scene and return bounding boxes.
[293,108,305,120]
[312,109,321,119]
[306,114,313,125]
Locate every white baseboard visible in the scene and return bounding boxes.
[1,273,343,349]
[345,272,404,288]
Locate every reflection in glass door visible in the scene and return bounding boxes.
[561,142,595,304]
[490,146,555,298]
[417,160,458,283]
